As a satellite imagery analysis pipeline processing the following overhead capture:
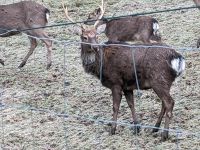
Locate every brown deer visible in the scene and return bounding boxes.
[0,1,52,69]
[84,0,161,44]
[62,3,185,141]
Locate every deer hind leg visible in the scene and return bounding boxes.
[152,101,165,133]
[197,38,200,48]
[19,37,37,68]
[162,95,174,141]
[110,85,122,135]
[153,86,174,141]
[123,90,140,134]
[28,30,52,69]
[40,32,52,70]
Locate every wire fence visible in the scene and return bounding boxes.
[0,0,200,150]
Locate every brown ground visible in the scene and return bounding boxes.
[0,0,200,149]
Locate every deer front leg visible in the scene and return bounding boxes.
[19,37,37,68]
[110,85,122,135]
[123,90,140,134]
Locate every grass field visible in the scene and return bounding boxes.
[0,0,200,149]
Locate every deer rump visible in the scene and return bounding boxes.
[83,45,184,90]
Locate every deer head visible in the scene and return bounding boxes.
[62,1,101,50]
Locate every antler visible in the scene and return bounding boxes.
[94,0,106,28]
[62,0,83,28]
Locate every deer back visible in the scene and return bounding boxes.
[0,1,49,34]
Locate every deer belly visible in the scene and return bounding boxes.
[0,28,20,37]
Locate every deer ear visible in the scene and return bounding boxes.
[96,7,101,15]
[96,24,106,34]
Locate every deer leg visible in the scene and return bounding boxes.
[19,37,37,68]
[110,85,122,135]
[152,101,166,133]
[28,30,52,69]
[197,38,200,48]
[153,87,174,141]
[40,33,52,70]
[161,95,174,141]
[123,90,140,134]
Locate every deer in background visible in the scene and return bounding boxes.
[84,0,161,44]
[0,1,52,69]
[62,3,185,141]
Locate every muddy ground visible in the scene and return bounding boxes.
[0,0,200,149]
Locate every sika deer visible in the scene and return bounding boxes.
[84,0,161,43]
[0,1,52,69]
[62,2,185,141]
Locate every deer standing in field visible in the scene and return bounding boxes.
[0,1,52,69]
[84,0,161,44]
[62,3,185,141]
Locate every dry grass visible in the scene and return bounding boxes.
[0,0,200,149]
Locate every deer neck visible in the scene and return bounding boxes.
[81,44,102,77]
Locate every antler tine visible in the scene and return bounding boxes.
[61,0,83,28]
[62,0,75,23]
[94,0,105,28]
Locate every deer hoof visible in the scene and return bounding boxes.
[130,121,141,135]
[46,63,52,70]
[161,131,169,142]
[152,128,159,133]
[131,125,141,135]
[18,62,25,68]
[110,127,116,135]
[152,123,160,133]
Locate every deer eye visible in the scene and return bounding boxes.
[82,36,88,40]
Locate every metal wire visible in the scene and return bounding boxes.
[63,44,69,150]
